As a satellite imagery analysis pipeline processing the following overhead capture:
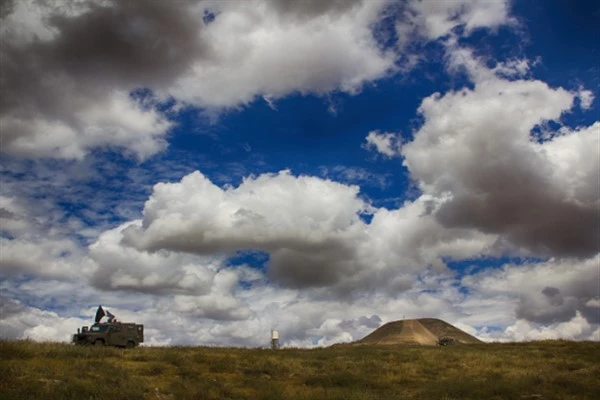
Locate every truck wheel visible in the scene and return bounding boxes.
[94,339,104,346]
[126,341,135,348]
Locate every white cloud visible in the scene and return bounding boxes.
[0,236,93,280]
[490,312,594,342]
[0,298,87,342]
[2,253,598,346]
[120,169,499,292]
[361,196,498,288]
[89,221,226,295]
[540,122,600,206]
[2,0,597,348]
[122,170,371,288]
[1,91,172,160]
[1,159,591,345]
[169,0,396,108]
[363,130,401,157]
[0,0,519,160]
[401,52,599,257]
[578,88,595,110]
[492,58,534,78]
[0,192,96,281]
[395,0,513,47]
[0,0,396,160]
[0,168,500,344]
[0,195,31,237]
[586,298,600,308]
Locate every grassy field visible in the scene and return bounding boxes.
[1,340,599,400]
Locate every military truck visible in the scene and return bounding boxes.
[72,305,144,348]
[437,336,457,346]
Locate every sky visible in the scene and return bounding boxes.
[0,0,598,347]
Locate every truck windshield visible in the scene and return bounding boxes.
[90,325,109,332]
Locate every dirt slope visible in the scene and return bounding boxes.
[418,318,483,344]
[358,318,481,346]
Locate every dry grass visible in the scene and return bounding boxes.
[1,339,599,400]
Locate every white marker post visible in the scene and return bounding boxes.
[271,329,280,350]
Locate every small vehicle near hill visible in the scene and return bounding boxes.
[72,305,144,348]
[437,336,457,346]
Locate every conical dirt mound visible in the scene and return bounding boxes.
[357,318,482,346]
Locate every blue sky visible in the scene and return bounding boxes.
[0,0,598,346]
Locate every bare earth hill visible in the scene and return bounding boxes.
[357,318,482,345]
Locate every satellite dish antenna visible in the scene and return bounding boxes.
[271,329,280,350]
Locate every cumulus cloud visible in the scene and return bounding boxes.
[170,0,396,108]
[89,221,225,295]
[1,0,596,347]
[0,170,501,343]
[161,269,252,321]
[0,189,99,281]
[0,236,93,280]
[0,0,177,159]
[360,196,499,289]
[0,0,520,160]
[3,254,598,345]
[0,0,398,159]
[121,170,370,288]
[119,169,502,292]
[401,54,599,257]
[1,159,588,344]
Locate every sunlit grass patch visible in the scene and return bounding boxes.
[0,339,599,400]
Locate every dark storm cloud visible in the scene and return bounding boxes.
[45,0,208,87]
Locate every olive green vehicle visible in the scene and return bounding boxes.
[72,306,144,348]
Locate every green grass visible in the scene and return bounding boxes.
[1,340,599,400]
